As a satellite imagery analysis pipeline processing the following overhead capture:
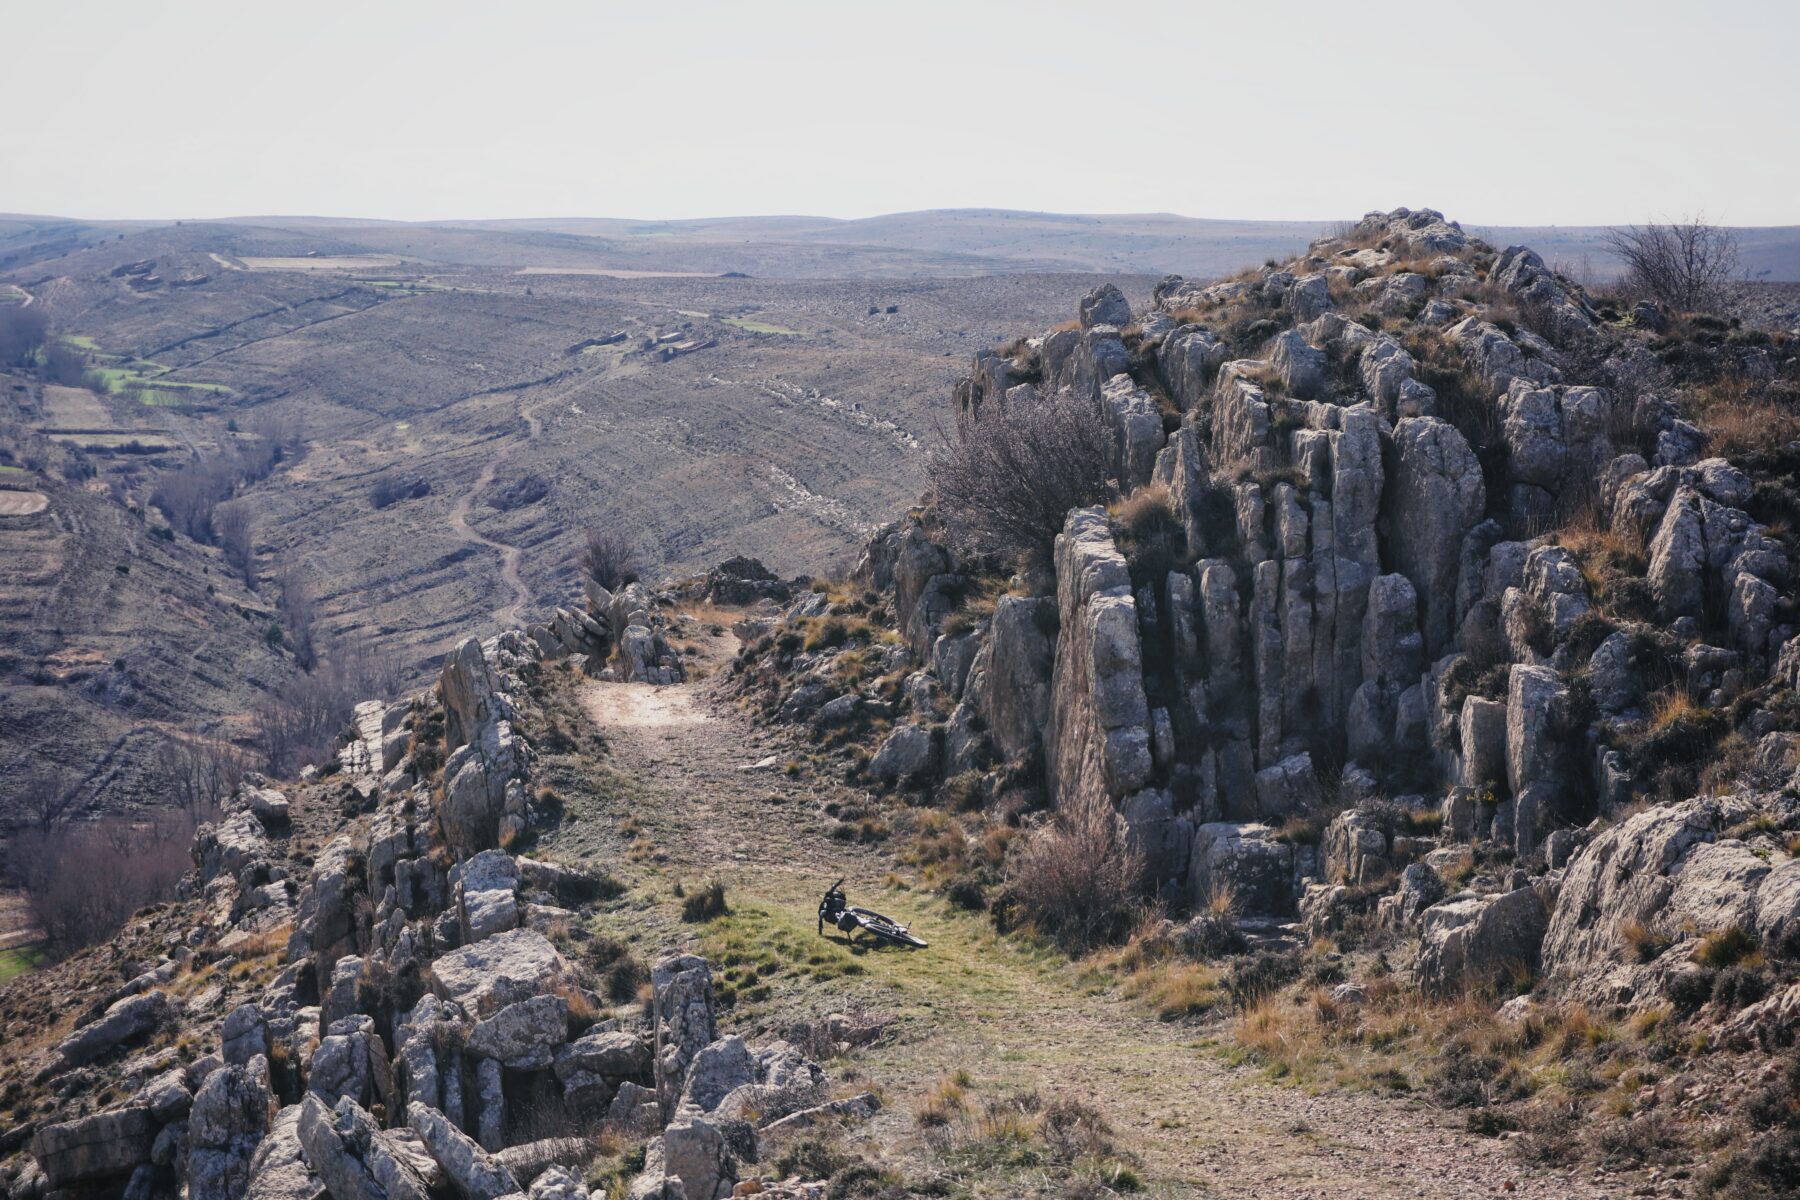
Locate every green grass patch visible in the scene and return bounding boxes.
[0,945,45,984]
[58,333,100,351]
[87,357,232,406]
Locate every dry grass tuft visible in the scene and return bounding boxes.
[1692,374,1800,459]
[1651,690,1704,732]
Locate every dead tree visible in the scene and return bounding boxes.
[1604,215,1740,312]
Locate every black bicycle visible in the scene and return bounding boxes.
[817,878,928,949]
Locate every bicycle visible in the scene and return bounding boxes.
[817,877,928,949]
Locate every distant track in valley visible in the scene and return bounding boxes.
[441,375,557,632]
[447,436,533,630]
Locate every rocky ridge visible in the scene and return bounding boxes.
[0,596,871,1200]
[728,207,1800,1043]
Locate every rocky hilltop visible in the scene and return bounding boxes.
[727,209,1800,1189]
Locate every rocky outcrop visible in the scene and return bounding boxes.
[1046,507,1153,811]
[1541,798,1800,1006]
[1414,884,1550,993]
[1388,418,1484,658]
[29,1107,158,1188]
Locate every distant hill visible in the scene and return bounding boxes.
[7,209,1798,281]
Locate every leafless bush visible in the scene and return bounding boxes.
[579,527,640,591]
[928,388,1115,564]
[8,809,207,955]
[40,342,97,388]
[150,429,293,544]
[1004,803,1144,953]
[1604,216,1739,312]
[369,474,428,510]
[153,732,248,821]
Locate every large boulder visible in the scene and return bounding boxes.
[972,595,1054,762]
[556,1029,653,1082]
[1046,508,1153,810]
[655,1115,737,1200]
[296,1095,430,1200]
[1268,329,1326,399]
[467,995,570,1070]
[30,1107,157,1187]
[440,637,501,757]
[703,556,788,605]
[407,1102,519,1200]
[1097,374,1166,490]
[652,955,718,1097]
[186,1059,277,1200]
[430,928,570,1017]
[867,723,934,783]
[1506,665,1568,857]
[456,850,522,944]
[1414,886,1549,993]
[52,990,174,1071]
[1188,823,1294,915]
[679,1036,757,1114]
[1388,417,1484,657]
[1079,283,1132,329]
[243,1106,324,1200]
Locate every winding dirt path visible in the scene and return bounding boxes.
[444,397,549,630]
[552,675,1616,1200]
[447,442,533,629]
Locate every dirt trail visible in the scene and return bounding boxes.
[447,446,532,628]
[444,396,550,630]
[566,677,1613,1200]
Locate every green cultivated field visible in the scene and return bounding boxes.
[0,945,44,983]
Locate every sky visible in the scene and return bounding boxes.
[7,0,1798,226]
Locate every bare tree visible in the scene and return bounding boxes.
[152,732,245,821]
[216,500,255,588]
[1604,215,1739,312]
[0,305,49,365]
[580,527,640,591]
[927,387,1116,563]
[254,630,402,776]
[8,809,202,955]
[276,559,318,671]
[17,763,80,831]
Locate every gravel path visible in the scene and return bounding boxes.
[563,675,1630,1199]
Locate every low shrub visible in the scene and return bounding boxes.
[1224,950,1302,1009]
[1001,806,1144,953]
[681,879,730,922]
[929,388,1115,564]
[1712,965,1771,1009]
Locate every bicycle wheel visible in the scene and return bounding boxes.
[852,909,928,949]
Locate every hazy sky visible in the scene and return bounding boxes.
[9,0,1798,226]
